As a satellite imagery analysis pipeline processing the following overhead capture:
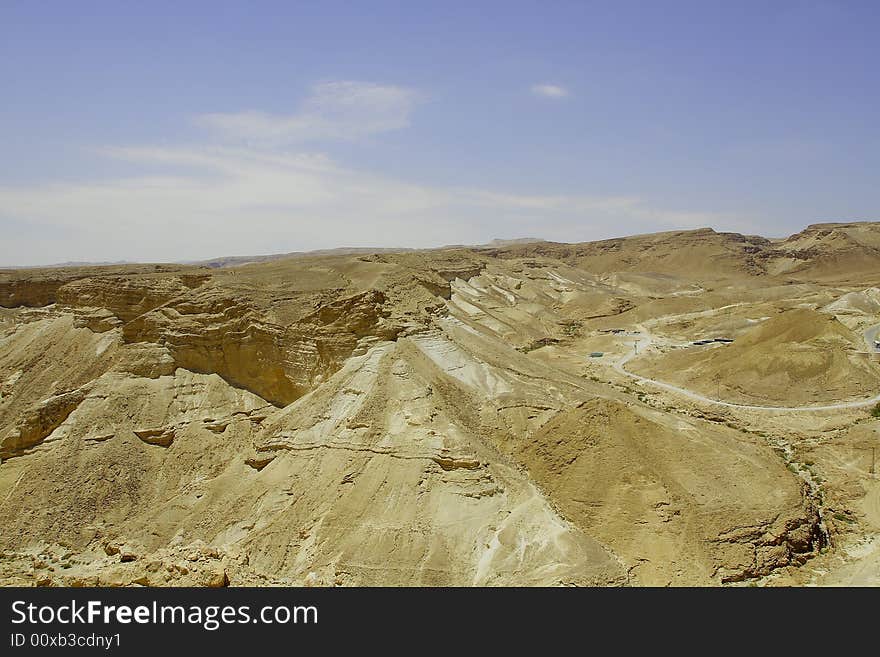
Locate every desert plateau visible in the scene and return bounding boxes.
[1,222,879,587]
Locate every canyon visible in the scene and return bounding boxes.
[2,222,879,586]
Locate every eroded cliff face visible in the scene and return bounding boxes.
[57,273,210,323]
[0,264,203,308]
[0,279,66,308]
[0,239,841,587]
[116,286,406,406]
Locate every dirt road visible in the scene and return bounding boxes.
[613,331,880,413]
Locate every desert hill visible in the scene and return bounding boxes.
[823,287,880,316]
[2,221,878,586]
[631,308,880,405]
[764,222,880,281]
[480,228,771,279]
[480,222,880,284]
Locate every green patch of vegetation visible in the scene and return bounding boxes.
[833,512,855,523]
[871,402,880,418]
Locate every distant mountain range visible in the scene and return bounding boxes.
[3,238,547,270]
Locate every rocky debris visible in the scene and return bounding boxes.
[711,492,826,583]
[10,541,235,587]
[118,544,140,562]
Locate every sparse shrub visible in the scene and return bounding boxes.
[518,337,559,353]
[871,402,880,418]
[558,320,583,337]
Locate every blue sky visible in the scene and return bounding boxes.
[1,0,878,265]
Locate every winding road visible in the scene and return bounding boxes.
[612,323,880,413]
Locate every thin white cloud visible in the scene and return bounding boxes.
[531,84,569,98]
[195,81,420,145]
[0,144,752,266]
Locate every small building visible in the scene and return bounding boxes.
[589,352,604,358]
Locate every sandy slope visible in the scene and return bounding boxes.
[629,308,880,405]
[2,222,880,586]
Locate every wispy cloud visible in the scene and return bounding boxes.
[531,84,569,98]
[0,80,751,266]
[0,144,751,266]
[195,81,420,145]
